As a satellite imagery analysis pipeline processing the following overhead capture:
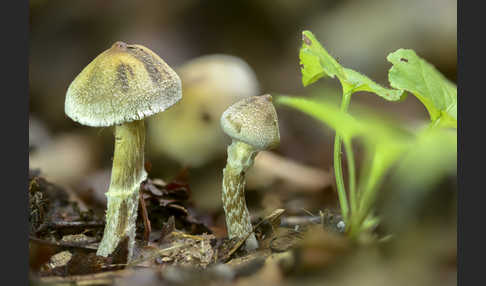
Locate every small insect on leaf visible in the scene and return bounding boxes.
[387,48,457,127]
[303,34,312,46]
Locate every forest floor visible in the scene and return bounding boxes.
[28,169,456,286]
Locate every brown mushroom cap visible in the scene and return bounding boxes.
[65,41,182,127]
[221,94,280,150]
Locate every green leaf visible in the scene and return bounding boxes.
[300,31,346,86]
[278,95,412,227]
[276,96,411,145]
[277,96,361,139]
[299,31,403,102]
[343,68,403,101]
[387,49,457,128]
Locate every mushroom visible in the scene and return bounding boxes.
[220,94,280,250]
[64,41,181,258]
[147,54,259,167]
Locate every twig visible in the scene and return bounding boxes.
[139,185,151,243]
[280,216,321,227]
[220,209,285,263]
[301,208,316,217]
[29,236,98,250]
[170,230,206,241]
[35,221,105,233]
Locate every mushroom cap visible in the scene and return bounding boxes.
[177,54,259,100]
[147,54,260,166]
[221,94,280,150]
[65,41,182,127]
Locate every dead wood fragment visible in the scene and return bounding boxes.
[280,216,321,227]
[219,209,285,263]
[170,230,207,241]
[62,234,98,245]
[35,221,105,234]
[38,246,123,277]
[46,250,73,269]
[138,186,151,243]
[30,236,98,250]
[36,269,134,285]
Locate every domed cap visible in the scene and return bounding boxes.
[65,41,182,127]
[221,94,280,150]
[177,54,259,100]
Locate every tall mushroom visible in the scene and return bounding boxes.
[220,94,280,250]
[64,41,182,258]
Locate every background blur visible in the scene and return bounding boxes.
[29,0,456,215]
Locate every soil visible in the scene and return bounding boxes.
[28,170,456,286]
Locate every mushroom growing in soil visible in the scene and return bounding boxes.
[147,54,259,167]
[220,94,280,250]
[64,41,182,259]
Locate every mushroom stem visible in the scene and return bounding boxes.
[97,120,147,259]
[222,140,259,251]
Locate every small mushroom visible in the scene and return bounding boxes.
[220,94,280,250]
[64,41,181,259]
[147,54,259,167]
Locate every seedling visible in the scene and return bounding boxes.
[278,31,457,239]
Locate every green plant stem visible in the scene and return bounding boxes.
[334,89,353,224]
[349,148,389,238]
[333,135,348,223]
[344,138,357,214]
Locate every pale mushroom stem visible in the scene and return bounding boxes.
[97,120,147,259]
[222,140,259,251]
